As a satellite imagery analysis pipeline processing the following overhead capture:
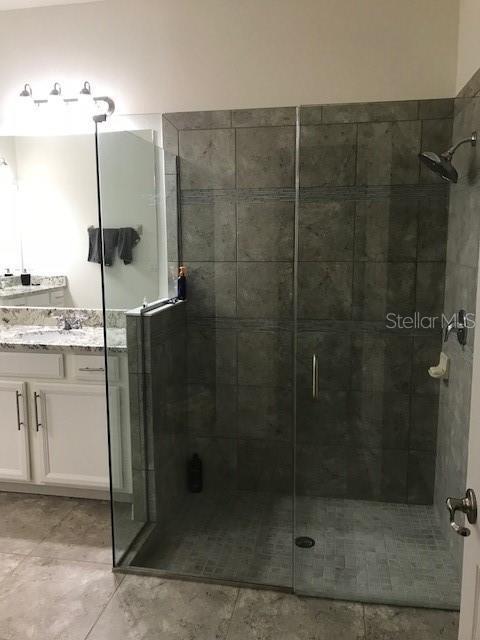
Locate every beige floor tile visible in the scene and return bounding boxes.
[0,492,77,555]
[226,589,365,640]
[0,553,23,584]
[87,575,238,640]
[33,499,112,564]
[364,604,459,640]
[0,556,120,640]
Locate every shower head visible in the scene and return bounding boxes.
[418,131,477,184]
[418,151,459,183]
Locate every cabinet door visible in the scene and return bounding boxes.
[25,292,51,306]
[0,381,30,481]
[33,382,119,490]
[6,296,27,306]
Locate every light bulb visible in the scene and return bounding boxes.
[48,82,63,106]
[77,81,94,116]
[46,82,66,128]
[17,83,34,118]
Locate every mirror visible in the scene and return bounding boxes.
[0,131,176,310]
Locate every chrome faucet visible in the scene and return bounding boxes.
[54,312,85,331]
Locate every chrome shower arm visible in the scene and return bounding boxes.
[444,131,477,159]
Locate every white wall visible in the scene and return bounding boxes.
[0,137,21,271]
[14,134,102,307]
[0,0,460,127]
[456,0,480,93]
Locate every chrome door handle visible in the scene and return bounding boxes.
[446,488,477,537]
[78,367,105,372]
[312,354,319,400]
[15,390,24,431]
[33,392,42,432]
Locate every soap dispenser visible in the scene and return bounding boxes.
[21,269,31,286]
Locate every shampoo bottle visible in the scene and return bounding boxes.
[187,453,202,492]
[177,266,187,300]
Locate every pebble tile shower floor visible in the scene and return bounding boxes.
[132,492,460,610]
[0,492,459,638]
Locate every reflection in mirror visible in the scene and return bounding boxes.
[0,132,178,311]
[0,134,100,308]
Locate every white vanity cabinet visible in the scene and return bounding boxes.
[5,288,66,307]
[0,381,30,482]
[0,350,130,499]
[31,382,111,490]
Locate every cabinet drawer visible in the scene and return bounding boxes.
[0,352,64,378]
[50,290,65,305]
[72,355,117,382]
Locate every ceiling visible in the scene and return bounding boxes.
[0,0,101,9]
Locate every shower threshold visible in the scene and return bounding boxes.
[117,491,460,611]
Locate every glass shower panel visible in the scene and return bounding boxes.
[96,127,176,565]
[294,101,459,609]
[120,110,296,588]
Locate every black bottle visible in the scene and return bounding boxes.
[21,269,31,286]
[177,266,187,300]
[187,453,202,492]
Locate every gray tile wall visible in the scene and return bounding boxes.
[434,95,480,569]
[297,101,451,504]
[127,302,188,526]
[163,99,452,504]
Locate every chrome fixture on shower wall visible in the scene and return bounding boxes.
[419,131,477,183]
[18,81,115,121]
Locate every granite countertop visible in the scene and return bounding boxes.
[0,324,126,353]
[0,276,67,300]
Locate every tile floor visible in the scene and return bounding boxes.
[133,491,461,609]
[0,491,459,640]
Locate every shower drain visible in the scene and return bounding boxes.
[295,536,315,549]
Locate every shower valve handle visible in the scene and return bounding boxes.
[446,489,477,537]
[444,309,468,346]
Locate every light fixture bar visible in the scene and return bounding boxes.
[19,81,116,119]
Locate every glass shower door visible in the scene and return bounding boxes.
[96,109,297,588]
[125,110,296,588]
[293,101,458,609]
[95,125,171,565]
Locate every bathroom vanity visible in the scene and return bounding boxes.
[0,275,68,307]
[0,307,129,500]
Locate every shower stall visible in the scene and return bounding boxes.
[98,96,480,611]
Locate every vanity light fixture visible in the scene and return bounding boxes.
[79,81,91,97]
[19,83,33,99]
[18,81,116,121]
[49,82,62,98]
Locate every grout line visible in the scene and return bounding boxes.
[224,587,242,640]
[83,572,125,640]
[27,553,112,566]
[362,603,368,639]
[0,553,30,587]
